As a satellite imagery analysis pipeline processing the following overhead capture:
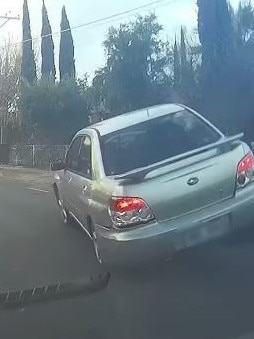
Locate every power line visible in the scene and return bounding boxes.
[0,14,20,30]
[0,15,20,20]
[77,0,175,32]
[0,0,174,49]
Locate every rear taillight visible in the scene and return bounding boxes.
[109,197,154,228]
[237,152,254,188]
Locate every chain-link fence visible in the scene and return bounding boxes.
[10,145,69,169]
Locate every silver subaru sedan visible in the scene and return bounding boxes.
[52,104,254,265]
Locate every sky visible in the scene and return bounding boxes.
[0,0,242,79]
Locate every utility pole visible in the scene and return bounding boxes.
[0,13,20,30]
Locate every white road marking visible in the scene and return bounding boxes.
[0,173,21,180]
[27,187,49,193]
[0,172,51,192]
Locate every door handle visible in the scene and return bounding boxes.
[82,185,91,194]
[68,177,72,184]
[82,185,88,194]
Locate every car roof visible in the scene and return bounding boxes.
[77,103,184,137]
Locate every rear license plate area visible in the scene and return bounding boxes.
[184,214,231,248]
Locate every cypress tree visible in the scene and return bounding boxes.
[173,38,180,88]
[41,0,56,81]
[180,27,187,70]
[59,6,75,81]
[21,0,37,83]
[197,0,234,86]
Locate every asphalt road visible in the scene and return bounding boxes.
[1,168,254,339]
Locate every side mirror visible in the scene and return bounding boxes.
[51,160,65,171]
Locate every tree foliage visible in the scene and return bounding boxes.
[14,1,254,145]
[0,45,21,126]
[236,1,254,43]
[92,14,171,115]
[59,6,75,81]
[198,0,235,88]
[20,80,89,144]
[180,27,187,70]
[196,0,238,132]
[21,0,36,84]
[41,0,56,81]
[177,27,196,105]
[19,2,85,144]
[173,38,180,89]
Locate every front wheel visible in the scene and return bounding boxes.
[54,184,71,225]
[57,198,71,225]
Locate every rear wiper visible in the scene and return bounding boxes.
[115,133,243,184]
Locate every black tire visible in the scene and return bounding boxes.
[58,198,71,225]
[88,219,103,264]
[54,185,71,225]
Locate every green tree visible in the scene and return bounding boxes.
[197,0,236,131]
[89,67,108,118]
[59,6,75,81]
[198,0,235,88]
[0,44,21,129]
[228,1,254,140]
[94,14,171,115]
[180,27,187,70]
[172,29,196,106]
[41,0,56,81]
[21,0,36,84]
[236,1,254,43]
[20,80,89,144]
[173,38,180,89]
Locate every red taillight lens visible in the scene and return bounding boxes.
[111,197,146,213]
[109,197,154,228]
[237,152,254,188]
[237,153,254,173]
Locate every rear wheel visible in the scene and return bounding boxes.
[89,220,102,264]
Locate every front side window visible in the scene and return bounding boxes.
[66,137,82,171]
[100,110,221,176]
[78,136,92,179]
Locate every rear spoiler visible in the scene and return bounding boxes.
[115,133,244,183]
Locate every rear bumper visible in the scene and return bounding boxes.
[95,184,254,265]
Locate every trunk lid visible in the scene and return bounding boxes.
[121,142,244,222]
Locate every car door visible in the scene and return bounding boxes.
[74,135,93,229]
[63,136,83,215]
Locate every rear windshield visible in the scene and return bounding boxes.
[100,110,221,176]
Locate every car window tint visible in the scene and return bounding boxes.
[66,137,82,171]
[100,109,220,176]
[78,136,92,179]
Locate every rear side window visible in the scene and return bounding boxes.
[100,110,220,176]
